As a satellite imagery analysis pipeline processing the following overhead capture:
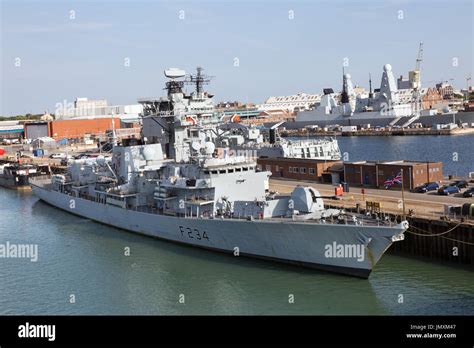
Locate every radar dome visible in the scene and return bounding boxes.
[204,142,215,155]
[383,64,392,72]
[191,141,202,151]
[344,73,351,79]
[96,155,106,166]
[142,146,155,161]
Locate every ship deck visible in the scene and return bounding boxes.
[30,177,401,228]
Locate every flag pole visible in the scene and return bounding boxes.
[401,169,406,220]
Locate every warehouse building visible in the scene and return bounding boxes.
[24,122,49,139]
[0,121,24,139]
[343,160,443,190]
[257,157,342,182]
[24,117,121,140]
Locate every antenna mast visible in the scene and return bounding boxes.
[185,67,212,96]
[415,42,423,71]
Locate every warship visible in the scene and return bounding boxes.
[294,63,474,129]
[31,67,408,278]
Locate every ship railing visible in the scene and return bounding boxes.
[29,174,52,182]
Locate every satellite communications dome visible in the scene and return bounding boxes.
[383,64,392,72]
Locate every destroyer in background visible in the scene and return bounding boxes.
[294,62,474,128]
[31,67,407,278]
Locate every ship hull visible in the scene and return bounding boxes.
[31,182,405,278]
[0,175,31,190]
[289,111,474,128]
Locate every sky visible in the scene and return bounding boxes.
[0,0,473,116]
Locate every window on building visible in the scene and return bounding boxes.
[300,167,306,174]
[288,167,293,173]
[309,168,315,175]
[275,165,279,172]
[265,165,271,172]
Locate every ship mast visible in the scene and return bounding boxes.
[368,73,373,106]
[341,67,349,104]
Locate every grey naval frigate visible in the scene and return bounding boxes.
[31,67,407,278]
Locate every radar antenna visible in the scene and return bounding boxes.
[185,67,212,94]
[164,68,186,96]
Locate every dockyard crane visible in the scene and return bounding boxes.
[415,42,423,72]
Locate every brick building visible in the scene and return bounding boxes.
[343,160,443,190]
[257,157,342,182]
[24,117,122,140]
[49,117,120,140]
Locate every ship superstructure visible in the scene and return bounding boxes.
[141,67,342,161]
[216,122,341,160]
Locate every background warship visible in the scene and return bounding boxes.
[294,63,474,128]
[31,67,408,278]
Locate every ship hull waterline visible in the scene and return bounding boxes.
[31,183,405,278]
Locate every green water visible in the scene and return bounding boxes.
[0,189,473,315]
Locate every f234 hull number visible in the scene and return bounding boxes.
[179,226,210,241]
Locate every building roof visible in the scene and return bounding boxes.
[345,160,442,166]
[258,157,341,164]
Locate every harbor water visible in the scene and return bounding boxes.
[1,188,473,315]
[301,134,474,177]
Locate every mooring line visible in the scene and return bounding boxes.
[405,222,463,237]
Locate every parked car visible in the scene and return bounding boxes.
[49,153,67,159]
[450,180,469,189]
[463,187,474,198]
[60,155,73,166]
[412,182,439,193]
[438,185,460,195]
[74,153,93,160]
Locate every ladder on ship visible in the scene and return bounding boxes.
[401,115,420,128]
[389,116,403,126]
